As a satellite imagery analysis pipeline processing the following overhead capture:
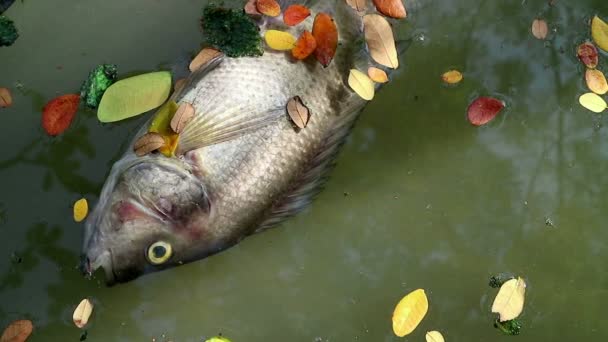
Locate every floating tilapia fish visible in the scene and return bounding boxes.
[82,0,408,284]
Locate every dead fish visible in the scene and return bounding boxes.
[82,0,408,284]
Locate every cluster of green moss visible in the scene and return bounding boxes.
[80,64,118,108]
[200,5,263,58]
[0,15,18,46]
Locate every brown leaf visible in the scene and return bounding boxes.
[0,87,12,108]
[577,42,599,69]
[346,0,367,12]
[134,132,166,156]
[174,78,187,92]
[467,97,505,126]
[170,102,195,133]
[531,19,548,39]
[189,48,223,72]
[244,0,261,16]
[368,67,389,83]
[292,31,317,60]
[286,96,310,129]
[257,0,281,17]
[283,5,311,26]
[1,320,33,342]
[373,0,407,19]
[585,69,608,95]
[364,14,399,69]
[312,13,338,67]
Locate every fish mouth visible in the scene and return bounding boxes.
[81,249,117,286]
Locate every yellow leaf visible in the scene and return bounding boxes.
[149,101,180,157]
[264,30,297,51]
[392,289,429,337]
[579,92,607,113]
[73,298,94,329]
[348,69,375,100]
[591,15,608,52]
[585,69,608,95]
[426,330,445,342]
[73,198,88,223]
[364,14,399,69]
[441,70,463,84]
[491,277,526,322]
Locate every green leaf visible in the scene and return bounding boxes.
[97,71,172,123]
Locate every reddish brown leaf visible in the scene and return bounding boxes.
[1,319,33,342]
[467,97,505,126]
[312,13,338,67]
[373,0,407,19]
[257,0,281,17]
[244,0,261,16]
[577,42,599,69]
[42,94,80,136]
[0,87,12,108]
[292,31,317,60]
[283,5,311,26]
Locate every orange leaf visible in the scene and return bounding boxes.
[256,0,281,17]
[1,320,33,342]
[292,31,317,60]
[577,42,599,69]
[312,13,338,67]
[284,5,310,26]
[467,97,505,126]
[373,0,407,19]
[42,94,80,136]
[585,69,608,95]
[368,67,389,83]
[0,87,12,108]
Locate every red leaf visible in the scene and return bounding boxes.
[42,94,80,136]
[467,97,505,126]
[373,0,407,19]
[577,42,599,69]
[292,31,317,60]
[312,13,338,67]
[283,5,311,26]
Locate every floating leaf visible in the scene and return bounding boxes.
[1,320,33,342]
[348,69,375,100]
[591,15,608,52]
[531,19,548,39]
[0,87,12,108]
[73,198,88,223]
[204,337,232,342]
[392,289,429,337]
[585,69,608,95]
[368,67,389,83]
[312,13,338,67]
[491,277,526,322]
[73,298,94,329]
[467,96,505,126]
[286,96,311,128]
[244,0,261,16]
[148,101,180,156]
[292,30,317,60]
[284,5,310,26]
[442,70,463,84]
[579,92,607,113]
[372,0,407,19]
[189,47,223,72]
[170,103,195,134]
[577,42,599,69]
[42,94,80,136]
[256,0,281,17]
[97,71,171,123]
[133,132,166,157]
[364,14,399,69]
[426,331,445,342]
[346,0,367,12]
[265,30,297,51]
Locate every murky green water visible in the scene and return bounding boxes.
[2,0,608,340]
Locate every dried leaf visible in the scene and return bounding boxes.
[0,87,12,108]
[292,31,317,60]
[579,92,607,113]
[577,42,599,69]
[42,94,80,136]
[585,69,608,95]
[442,70,463,84]
[346,0,367,12]
[392,289,429,337]
[244,0,261,16]
[73,298,94,329]
[73,198,88,223]
[189,47,222,72]
[491,277,526,322]
[348,69,375,100]
[133,132,166,157]
[591,15,608,52]
[170,102,195,134]
[265,30,297,50]
[286,96,310,128]
[1,320,33,342]
[174,78,187,92]
[368,67,389,83]
[364,14,399,69]
[373,0,407,19]
[312,13,338,67]
[531,19,548,39]
[256,0,281,17]
[284,5,310,26]
[425,331,445,342]
[467,96,505,126]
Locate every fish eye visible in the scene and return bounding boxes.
[146,241,172,265]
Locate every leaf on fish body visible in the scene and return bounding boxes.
[531,19,548,40]
[364,14,399,69]
[0,320,33,342]
[73,298,94,329]
[148,100,180,156]
[577,42,599,69]
[42,94,80,136]
[442,70,463,84]
[257,0,281,17]
[133,132,166,157]
[579,92,607,113]
[312,13,338,67]
[73,198,88,223]
[373,0,407,19]
[425,331,445,342]
[491,277,526,322]
[392,288,429,337]
[591,15,608,52]
[0,87,12,108]
[189,47,223,72]
[346,0,367,13]
[265,30,297,51]
[368,67,389,83]
[174,78,187,92]
[170,102,195,134]
[585,69,608,95]
[97,71,171,123]
[244,0,261,16]
[467,96,505,126]
[292,30,317,60]
[286,96,311,129]
[348,69,375,100]
[284,5,310,26]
